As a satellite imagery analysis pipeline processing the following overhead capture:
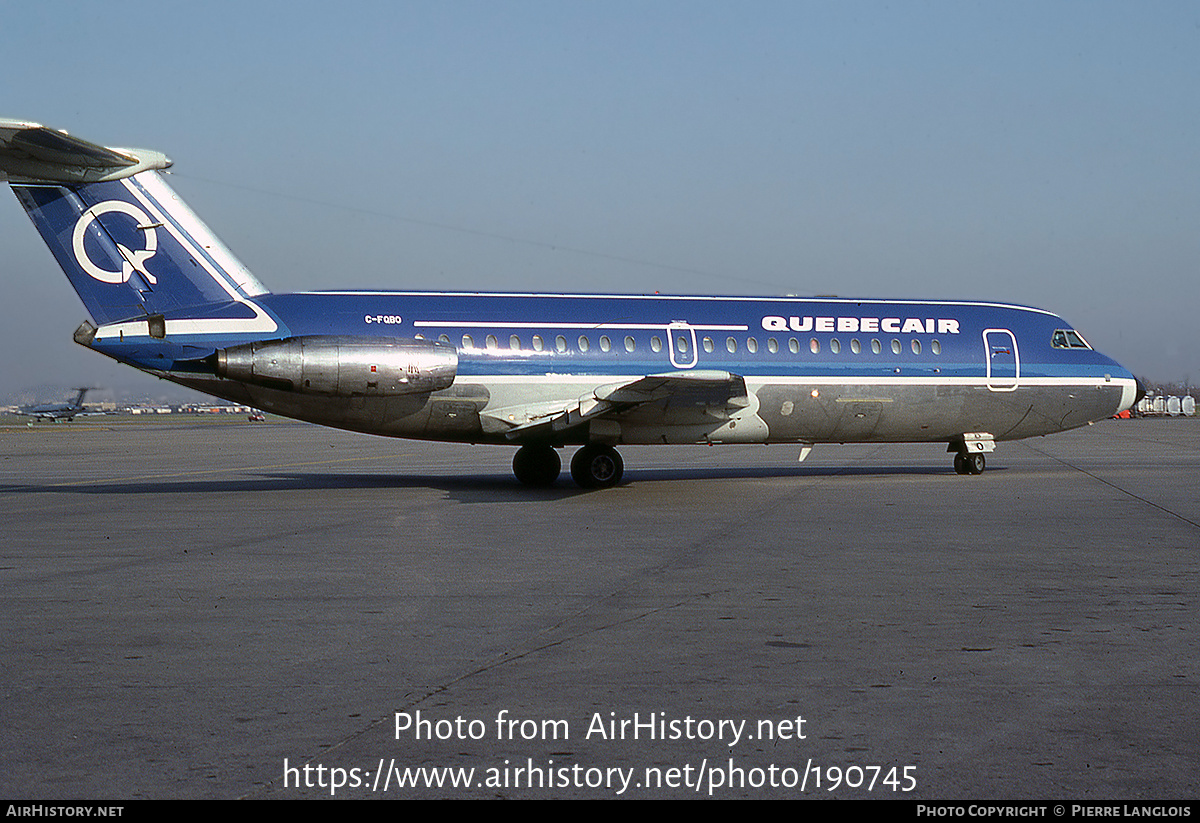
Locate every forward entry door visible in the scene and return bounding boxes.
[984,329,1019,391]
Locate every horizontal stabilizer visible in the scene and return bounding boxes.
[0,120,170,183]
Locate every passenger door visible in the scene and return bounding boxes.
[983,329,1019,391]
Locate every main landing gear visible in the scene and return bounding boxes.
[570,443,624,489]
[953,451,986,475]
[512,444,560,487]
[512,443,624,489]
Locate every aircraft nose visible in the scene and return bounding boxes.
[1135,378,1147,405]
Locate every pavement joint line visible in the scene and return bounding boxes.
[1023,442,1200,532]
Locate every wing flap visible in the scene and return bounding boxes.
[481,370,750,442]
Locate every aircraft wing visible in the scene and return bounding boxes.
[481,370,750,441]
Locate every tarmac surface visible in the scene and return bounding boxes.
[1,416,1197,799]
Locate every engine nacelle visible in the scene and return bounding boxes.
[214,336,457,396]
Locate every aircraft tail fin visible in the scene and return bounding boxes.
[2,119,270,326]
[70,387,95,409]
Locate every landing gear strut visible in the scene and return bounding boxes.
[512,444,560,487]
[570,443,624,489]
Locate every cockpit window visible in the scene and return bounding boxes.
[1051,329,1092,350]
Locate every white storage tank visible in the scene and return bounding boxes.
[1183,395,1196,417]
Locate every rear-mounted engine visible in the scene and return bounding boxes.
[213,336,457,396]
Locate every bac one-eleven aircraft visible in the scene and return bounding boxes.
[1,120,1141,487]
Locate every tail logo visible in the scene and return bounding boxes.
[71,200,160,285]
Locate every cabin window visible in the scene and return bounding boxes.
[599,335,612,352]
[767,338,779,354]
[510,334,521,350]
[789,338,800,354]
[911,339,921,355]
[555,335,568,353]
[726,337,738,353]
[850,338,861,354]
[462,334,474,349]
[931,339,941,355]
[871,339,882,354]
[578,335,590,352]
[891,339,902,354]
[675,335,689,354]
[810,338,820,354]
[532,335,544,351]
[485,334,498,349]
[747,337,759,353]
[438,334,450,344]
[651,336,663,353]
[702,336,714,353]
[624,336,636,353]
[830,338,841,354]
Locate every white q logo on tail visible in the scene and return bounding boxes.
[72,201,159,285]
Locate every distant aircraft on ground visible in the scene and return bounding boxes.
[0,120,1142,486]
[18,387,95,421]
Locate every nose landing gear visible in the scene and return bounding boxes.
[953,451,986,475]
[950,432,994,475]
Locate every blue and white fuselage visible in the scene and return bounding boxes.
[1,120,1139,486]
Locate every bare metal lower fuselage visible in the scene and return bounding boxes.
[169,371,1129,446]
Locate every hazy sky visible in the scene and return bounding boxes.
[2,1,1197,398]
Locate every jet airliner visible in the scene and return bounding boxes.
[19,387,94,422]
[0,120,1141,487]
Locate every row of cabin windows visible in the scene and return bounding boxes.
[437,333,943,357]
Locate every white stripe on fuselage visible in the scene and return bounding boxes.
[415,321,749,331]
